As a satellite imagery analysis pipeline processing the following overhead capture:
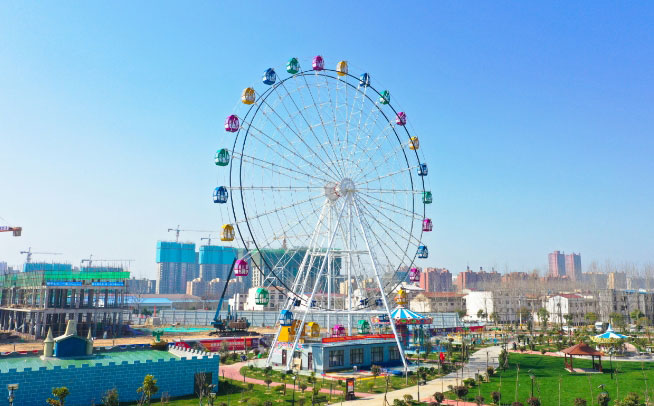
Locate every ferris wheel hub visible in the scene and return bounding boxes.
[325,178,355,202]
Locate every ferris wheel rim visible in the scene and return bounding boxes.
[225,67,428,308]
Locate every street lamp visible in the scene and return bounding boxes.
[528,370,535,398]
[7,384,18,406]
[292,373,298,406]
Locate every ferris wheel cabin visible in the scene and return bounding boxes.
[379,90,390,104]
[336,60,348,76]
[422,218,433,232]
[396,112,407,126]
[213,187,228,204]
[262,68,277,85]
[224,115,239,132]
[286,57,300,74]
[418,163,428,176]
[359,73,370,87]
[312,55,324,71]
[408,267,421,282]
[423,191,433,204]
[241,87,256,104]
[331,324,346,337]
[280,310,293,326]
[221,224,235,241]
[215,148,230,166]
[233,259,249,277]
[417,245,429,259]
[357,319,370,334]
[409,136,419,150]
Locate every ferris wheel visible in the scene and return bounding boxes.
[213,56,433,371]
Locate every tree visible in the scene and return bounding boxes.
[457,309,467,319]
[475,395,485,405]
[609,313,625,330]
[264,377,273,389]
[101,388,119,406]
[490,312,500,325]
[491,391,501,405]
[299,382,307,395]
[477,309,486,320]
[616,392,640,406]
[563,314,574,328]
[597,392,610,406]
[537,308,550,331]
[518,307,531,324]
[498,349,508,370]
[371,364,381,384]
[630,309,644,324]
[46,387,70,406]
[526,397,540,406]
[585,312,598,325]
[137,375,159,406]
[424,340,433,361]
[433,392,445,405]
[454,385,468,400]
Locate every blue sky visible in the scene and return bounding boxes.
[1,2,653,279]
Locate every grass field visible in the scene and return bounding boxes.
[447,353,654,405]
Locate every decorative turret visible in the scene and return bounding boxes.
[64,320,77,336]
[43,327,54,357]
[86,328,93,355]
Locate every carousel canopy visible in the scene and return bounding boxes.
[592,324,628,343]
[390,306,433,325]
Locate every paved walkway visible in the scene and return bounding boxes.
[338,345,503,406]
[220,361,370,398]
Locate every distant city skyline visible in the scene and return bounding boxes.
[2,3,653,278]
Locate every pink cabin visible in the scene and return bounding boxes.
[422,218,433,232]
[409,268,421,282]
[312,55,325,71]
[332,324,346,337]
[396,112,407,126]
[234,259,249,277]
[225,115,240,132]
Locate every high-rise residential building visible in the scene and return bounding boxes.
[607,272,627,290]
[548,251,566,278]
[199,245,237,281]
[454,267,501,291]
[419,268,452,292]
[565,253,582,281]
[156,241,199,294]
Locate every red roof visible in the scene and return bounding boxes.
[422,292,465,298]
[561,343,603,356]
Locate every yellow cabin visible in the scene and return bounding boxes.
[221,224,235,241]
[241,87,256,105]
[306,322,320,338]
[409,136,420,150]
[336,61,348,76]
[395,288,408,306]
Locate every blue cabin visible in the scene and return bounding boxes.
[213,186,228,204]
[310,300,317,308]
[417,245,429,259]
[359,73,370,87]
[262,68,277,85]
[378,314,390,323]
[294,299,301,307]
[418,163,428,176]
[280,310,293,326]
[359,298,369,306]
[375,298,383,307]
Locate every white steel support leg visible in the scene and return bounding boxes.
[327,204,332,329]
[352,196,409,372]
[266,202,327,367]
[284,197,349,371]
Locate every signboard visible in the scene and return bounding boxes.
[46,281,82,287]
[175,337,260,352]
[91,282,125,287]
[345,378,355,400]
[322,334,395,344]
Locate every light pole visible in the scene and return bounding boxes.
[528,370,535,398]
[7,384,18,406]
[292,373,297,406]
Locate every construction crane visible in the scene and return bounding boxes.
[81,255,134,268]
[20,247,62,263]
[200,235,215,245]
[209,258,255,337]
[167,225,214,242]
[0,226,22,237]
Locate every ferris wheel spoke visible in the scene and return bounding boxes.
[355,165,418,186]
[244,123,337,182]
[233,151,330,185]
[356,190,423,222]
[256,92,343,181]
[349,122,398,182]
[343,92,381,179]
[354,196,419,267]
[355,194,422,246]
[272,80,347,180]
[234,192,324,225]
[355,187,422,194]
[229,186,323,191]
[353,134,410,183]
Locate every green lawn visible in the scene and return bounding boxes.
[126,377,345,406]
[447,353,654,405]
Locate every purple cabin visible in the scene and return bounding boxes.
[396,112,407,126]
[225,115,240,132]
[234,259,249,277]
[332,324,346,337]
[422,218,433,232]
[312,55,325,71]
[408,268,421,282]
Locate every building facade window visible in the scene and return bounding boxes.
[350,348,364,364]
[329,350,344,367]
[389,346,400,361]
[371,346,384,363]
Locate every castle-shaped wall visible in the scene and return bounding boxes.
[0,348,219,406]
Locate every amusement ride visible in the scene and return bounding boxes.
[213,56,432,371]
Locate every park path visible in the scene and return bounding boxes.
[329,345,503,406]
[220,361,369,398]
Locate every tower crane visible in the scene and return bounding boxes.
[167,225,214,242]
[0,226,22,237]
[200,235,215,246]
[81,254,134,268]
[20,248,62,263]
